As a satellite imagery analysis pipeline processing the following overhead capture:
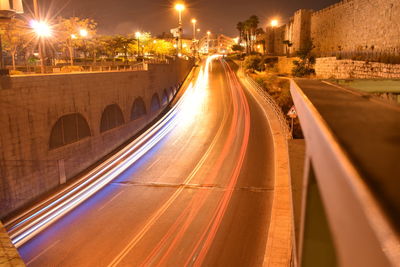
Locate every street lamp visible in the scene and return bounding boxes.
[191,18,197,56]
[30,20,52,73]
[207,31,211,54]
[30,20,52,37]
[174,3,185,54]
[135,31,142,58]
[270,19,279,55]
[191,18,197,40]
[79,29,88,38]
[271,19,279,27]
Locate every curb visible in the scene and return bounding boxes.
[238,69,293,266]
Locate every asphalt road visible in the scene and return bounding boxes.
[18,57,275,267]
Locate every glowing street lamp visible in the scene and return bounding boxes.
[191,18,197,40]
[79,29,88,37]
[135,31,142,57]
[174,3,185,54]
[30,20,52,73]
[271,19,279,27]
[30,20,52,37]
[207,31,211,53]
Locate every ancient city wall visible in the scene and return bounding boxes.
[315,57,400,78]
[0,58,194,218]
[311,0,400,55]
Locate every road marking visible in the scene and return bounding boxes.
[26,240,60,266]
[185,59,251,266]
[107,59,230,267]
[172,137,181,146]
[97,191,124,211]
[146,159,160,171]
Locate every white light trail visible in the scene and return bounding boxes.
[7,57,218,248]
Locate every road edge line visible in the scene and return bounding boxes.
[237,66,293,267]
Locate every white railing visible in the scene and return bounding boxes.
[290,80,400,267]
[245,74,292,139]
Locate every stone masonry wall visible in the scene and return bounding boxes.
[315,57,400,79]
[311,0,400,55]
[0,58,194,218]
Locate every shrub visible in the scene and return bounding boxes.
[10,70,23,75]
[244,55,263,72]
[61,66,84,73]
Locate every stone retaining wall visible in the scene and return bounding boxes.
[315,57,400,79]
[0,58,194,218]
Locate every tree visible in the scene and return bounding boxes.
[55,17,97,65]
[2,18,31,70]
[237,15,259,54]
[247,15,260,52]
[236,22,244,44]
[292,40,316,77]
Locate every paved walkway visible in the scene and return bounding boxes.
[295,79,400,230]
[0,222,24,266]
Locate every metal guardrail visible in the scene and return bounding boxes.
[10,58,172,75]
[244,74,292,139]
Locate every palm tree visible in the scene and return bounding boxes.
[236,22,244,44]
[244,20,252,54]
[248,15,260,52]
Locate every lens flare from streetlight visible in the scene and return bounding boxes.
[30,20,52,37]
[175,3,185,11]
[80,29,88,37]
[207,31,211,35]
[135,31,142,38]
[191,18,197,24]
[271,19,279,27]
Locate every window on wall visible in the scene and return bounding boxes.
[49,113,91,149]
[161,90,169,106]
[131,97,147,120]
[150,93,160,113]
[100,104,125,133]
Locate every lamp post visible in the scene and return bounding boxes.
[135,31,141,58]
[30,19,52,73]
[191,18,197,56]
[174,3,185,55]
[207,31,211,54]
[0,0,24,75]
[270,19,279,55]
[32,0,47,73]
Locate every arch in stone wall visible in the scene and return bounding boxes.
[150,93,161,113]
[49,113,91,149]
[100,104,125,133]
[168,87,174,101]
[161,89,169,106]
[131,97,147,121]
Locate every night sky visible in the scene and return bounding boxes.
[34,0,338,37]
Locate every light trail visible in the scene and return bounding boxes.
[106,55,224,267]
[5,62,203,248]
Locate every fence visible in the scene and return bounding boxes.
[9,58,171,75]
[244,74,292,139]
